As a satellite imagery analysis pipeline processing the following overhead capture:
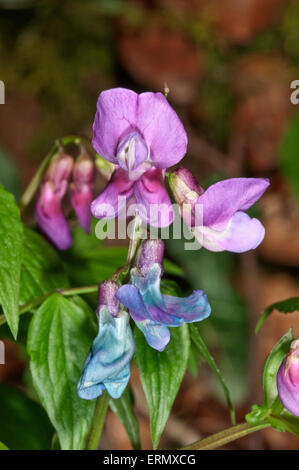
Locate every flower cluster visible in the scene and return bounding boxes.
[34,88,272,403]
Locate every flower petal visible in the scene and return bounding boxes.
[134,168,174,227]
[92,88,138,163]
[71,184,93,233]
[137,92,187,168]
[277,359,299,417]
[77,308,135,400]
[135,319,171,352]
[197,178,270,230]
[35,183,72,251]
[195,211,266,253]
[115,284,149,322]
[91,167,134,219]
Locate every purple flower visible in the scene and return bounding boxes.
[170,168,270,253]
[78,281,135,400]
[116,239,211,351]
[35,152,73,250]
[91,88,188,227]
[71,153,95,233]
[277,338,299,417]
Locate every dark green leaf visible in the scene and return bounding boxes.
[280,114,299,200]
[0,185,23,338]
[27,293,96,450]
[0,383,54,449]
[134,324,190,449]
[189,323,235,424]
[110,386,141,450]
[20,227,69,305]
[255,297,299,334]
[262,329,294,409]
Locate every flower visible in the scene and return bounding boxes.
[71,153,95,233]
[277,338,299,417]
[169,168,270,253]
[35,151,73,250]
[116,239,211,351]
[91,88,188,227]
[78,281,135,400]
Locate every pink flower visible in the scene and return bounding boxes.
[71,154,95,233]
[91,88,187,227]
[277,338,299,417]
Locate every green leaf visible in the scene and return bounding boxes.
[0,442,8,450]
[189,323,236,424]
[20,227,69,305]
[262,328,294,409]
[27,293,96,450]
[280,114,299,200]
[134,324,190,449]
[0,185,23,338]
[109,385,141,450]
[0,383,54,449]
[255,297,299,334]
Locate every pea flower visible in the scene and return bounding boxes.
[35,151,73,250]
[116,239,211,351]
[169,168,270,253]
[277,338,299,417]
[77,281,135,400]
[91,88,187,227]
[71,153,95,233]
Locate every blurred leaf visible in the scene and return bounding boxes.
[256,297,299,334]
[109,386,141,450]
[0,145,20,200]
[0,383,54,450]
[189,323,236,424]
[27,294,96,450]
[280,114,299,200]
[262,329,294,409]
[134,324,190,449]
[20,227,70,305]
[166,238,248,402]
[0,185,23,338]
[0,442,8,450]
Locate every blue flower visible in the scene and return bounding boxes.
[116,260,211,352]
[78,304,135,400]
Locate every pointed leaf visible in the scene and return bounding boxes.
[0,185,23,338]
[134,324,190,449]
[110,386,141,450]
[27,294,96,450]
[256,297,299,334]
[189,323,235,424]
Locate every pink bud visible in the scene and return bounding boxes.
[277,338,299,417]
[169,168,203,226]
[98,280,121,318]
[71,154,95,233]
[137,239,165,276]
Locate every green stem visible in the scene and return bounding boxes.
[86,391,109,450]
[181,422,270,450]
[0,285,98,327]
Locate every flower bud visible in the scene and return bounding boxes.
[277,338,299,417]
[97,280,121,318]
[136,239,164,276]
[168,168,203,226]
[71,154,95,233]
[35,151,73,250]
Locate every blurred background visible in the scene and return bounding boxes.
[0,0,299,450]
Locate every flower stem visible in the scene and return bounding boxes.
[0,285,99,327]
[86,391,110,450]
[180,422,270,450]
